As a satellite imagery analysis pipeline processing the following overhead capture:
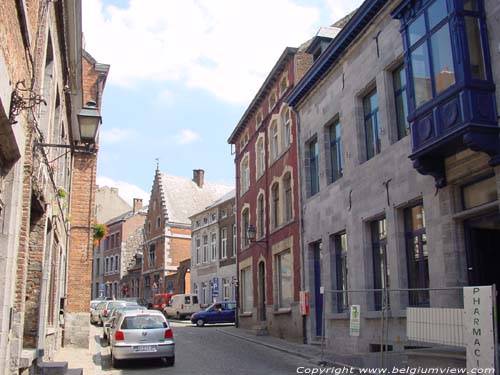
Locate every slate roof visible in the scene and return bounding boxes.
[158,173,233,225]
[105,206,148,226]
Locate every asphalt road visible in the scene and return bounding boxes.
[98,320,312,374]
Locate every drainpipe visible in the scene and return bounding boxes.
[234,157,240,328]
[36,204,53,363]
[292,107,308,344]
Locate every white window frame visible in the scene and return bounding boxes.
[232,224,237,257]
[240,153,250,195]
[203,235,209,263]
[221,228,227,259]
[210,232,217,261]
[196,238,201,265]
[275,250,293,309]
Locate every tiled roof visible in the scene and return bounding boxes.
[105,206,148,226]
[159,173,233,225]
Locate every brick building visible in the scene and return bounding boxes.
[0,0,108,372]
[141,167,232,300]
[286,0,500,366]
[190,190,236,306]
[102,199,147,299]
[228,46,312,342]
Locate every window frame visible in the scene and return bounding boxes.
[363,89,381,160]
[308,138,320,196]
[371,217,389,311]
[334,232,349,313]
[328,119,343,183]
[275,250,293,309]
[221,228,227,259]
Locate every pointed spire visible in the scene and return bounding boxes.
[155,158,160,173]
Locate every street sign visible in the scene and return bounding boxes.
[350,305,361,336]
[212,277,219,297]
[300,291,310,316]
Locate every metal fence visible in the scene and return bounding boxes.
[317,287,467,369]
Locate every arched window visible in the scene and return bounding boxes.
[283,173,293,222]
[271,183,280,229]
[256,137,265,177]
[281,108,291,148]
[242,208,250,247]
[270,121,279,161]
[240,154,250,194]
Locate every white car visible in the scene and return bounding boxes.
[163,294,201,320]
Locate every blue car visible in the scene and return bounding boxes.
[191,302,236,327]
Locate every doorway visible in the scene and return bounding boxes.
[312,242,323,337]
[258,261,266,321]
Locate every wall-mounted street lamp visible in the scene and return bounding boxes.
[246,224,267,249]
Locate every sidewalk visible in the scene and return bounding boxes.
[53,326,102,374]
[216,326,344,367]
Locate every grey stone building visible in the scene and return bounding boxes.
[286,0,500,366]
[190,190,237,306]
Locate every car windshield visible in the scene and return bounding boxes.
[90,302,99,309]
[108,301,126,309]
[121,315,167,330]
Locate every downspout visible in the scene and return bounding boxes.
[234,156,239,328]
[292,106,308,344]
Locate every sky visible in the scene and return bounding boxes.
[82,0,364,206]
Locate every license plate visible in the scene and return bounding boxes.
[133,345,157,352]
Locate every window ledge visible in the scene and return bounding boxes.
[239,312,252,317]
[326,312,349,320]
[270,219,296,234]
[273,308,292,315]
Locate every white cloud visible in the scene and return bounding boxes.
[155,89,175,108]
[82,0,322,103]
[97,176,150,206]
[175,129,201,145]
[100,127,137,144]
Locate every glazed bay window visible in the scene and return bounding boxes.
[371,217,389,311]
[329,120,342,182]
[363,89,381,160]
[394,65,409,139]
[308,139,319,196]
[276,250,293,309]
[408,0,455,107]
[405,204,429,306]
[334,232,348,312]
[241,267,252,313]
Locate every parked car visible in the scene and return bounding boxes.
[190,302,236,327]
[121,297,149,307]
[152,294,175,311]
[109,310,175,368]
[164,294,201,320]
[103,304,146,344]
[91,300,128,326]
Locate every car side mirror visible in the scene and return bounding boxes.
[104,322,111,328]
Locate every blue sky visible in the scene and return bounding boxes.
[82,0,363,204]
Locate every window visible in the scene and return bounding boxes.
[283,173,293,222]
[270,121,279,161]
[223,278,231,301]
[196,238,201,265]
[405,204,429,306]
[147,221,151,233]
[204,216,208,225]
[110,257,114,273]
[157,216,161,229]
[203,235,209,263]
[149,244,156,266]
[256,111,263,127]
[145,275,150,289]
[279,75,289,96]
[96,258,100,276]
[242,209,249,247]
[371,217,389,311]
[232,224,237,256]
[281,108,291,148]
[256,136,265,178]
[240,155,250,195]
[115,255,119,272]
[393,65,409,139]
[257,194,265,238]
[334,232,348,312]
[211,232,217,261]
[240,129,249,149]
[329,120,343,182]
[241,267,252,313]
[461,175,497,210]
[221,209,227,218]
[269,91,277,110]
[308,139,319,196]
[193,283,198,298]
[105,257,109,273]
[271,183,280,229]
[201,282,207,305]
[276,250,293,309]
[211,213,217,222]
[407,0,455,108]
[221,228,227,259]
[465,15,486,80]
[363,89,381,160]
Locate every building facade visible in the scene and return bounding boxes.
[190,191,237,306]
[228,47,312,342]
[286,0,500,364]
[0,0,108,372]
[102,199,146,299]
[141,167,232,301]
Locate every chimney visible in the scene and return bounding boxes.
[193,169,205,188]
[133,198,143,214]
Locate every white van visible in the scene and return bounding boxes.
[164,294,201,320]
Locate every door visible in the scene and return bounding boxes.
[313,242,323,337]
[258,262,266,321]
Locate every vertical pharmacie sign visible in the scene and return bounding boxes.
[463,286,497,372]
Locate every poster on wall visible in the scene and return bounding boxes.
[350,304,361,337]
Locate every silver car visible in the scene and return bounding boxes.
[103,304,146,344]
[109,310,175,368]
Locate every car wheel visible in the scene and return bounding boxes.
[111,352,122,369]
[176,312,181,320]
[196,318,205,327]
[164,356,175,367]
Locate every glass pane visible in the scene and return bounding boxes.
[464,0,478,11]
[462,176,497,209]
[408,14,426,46]
[431,25,456,94]
[396,92,409,138]
[278,251,293,307]
[411,44,432,107]
[394,65,406,91]
[428,0,448,30]
[465,17,486,80]
[365,116,375,160]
